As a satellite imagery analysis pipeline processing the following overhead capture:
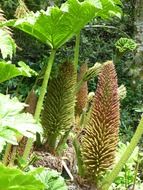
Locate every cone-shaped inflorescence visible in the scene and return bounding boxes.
[81,61,120,180]
[25,89,37,115]
[41,62,76,151]
[76,63,88,116]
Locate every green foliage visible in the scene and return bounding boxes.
[0,93,42,152]
[93,0,122,19]
[101,116,143,190]
[0,164,45,190]
[0,60,37,83]
[3,0,96,49]
[36,169,68,190]
[0,28,16,59]
[2,0,122,50]
[82,62,102,82]
[110,142,143,190]
[115,37,137,53]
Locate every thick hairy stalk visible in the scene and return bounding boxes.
[73,138,84,176]
[81,61,120,182]
[101,116,143,190]
[55,126,73,155]
[22,139,33,161]
[41,62,76,152]
[76,63,88,116]
[2,144,12,165]
[34,49,56,121]
[8,146,17,166]
[23,49,56,160]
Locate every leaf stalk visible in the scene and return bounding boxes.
[22,49,56,160]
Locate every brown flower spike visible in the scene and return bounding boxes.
[76,63,88,116]
[81,61,120,179]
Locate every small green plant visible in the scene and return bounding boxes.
[109,142,143,190]
[0,60,37,83]
[114,37,137,63]
[115,37,137,53]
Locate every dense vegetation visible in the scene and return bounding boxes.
[0,0,143,190]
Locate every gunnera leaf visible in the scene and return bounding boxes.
[76,63,88,116]
[2,0,122,49]
[35,169,68,190]
[41,62,76,150]
[115,37,137,53]
[81,61,120,180]
[0,164,45,190]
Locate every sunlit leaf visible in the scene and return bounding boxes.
[36,169,68,190]
[0,93,43,147]
[0,164,45,190]
[0,28,16,59]
[0,127,18,145]
[0,93,26,116]
[2,113,43,139]
[0,60,37,83]
[2,0,121,49]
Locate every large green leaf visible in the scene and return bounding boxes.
[0,28,16,59]
[0,127,18,145]
[2,113,43,139]
[35,169,68,190]
[0,94,42,151]
[2,0,121,49]
[94,0,122,19]
[0,164,45,190]
[0,60,37,83]
[0,94,26,116]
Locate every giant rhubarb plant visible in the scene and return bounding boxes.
[1,0,122,158]
[1,0,122,121]
[81,61,120,183]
